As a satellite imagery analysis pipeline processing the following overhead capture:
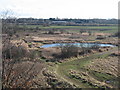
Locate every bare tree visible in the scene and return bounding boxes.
[1,10,44,88]
[1,10,20,88]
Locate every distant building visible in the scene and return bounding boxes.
[52,21,67,23]
[51,21,68,25]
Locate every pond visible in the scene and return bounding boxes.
[40,43,115,48]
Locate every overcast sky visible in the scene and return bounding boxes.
[0,0,119,19]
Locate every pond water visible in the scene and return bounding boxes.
[40,43,115,48]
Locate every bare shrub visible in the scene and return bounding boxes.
[1,10,43,88]
[59,43,100,58]
[2,43,28,60]
[60,43,79,58]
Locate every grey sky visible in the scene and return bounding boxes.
[0,0,119,19]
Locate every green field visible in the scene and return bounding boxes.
[19,25,118,33]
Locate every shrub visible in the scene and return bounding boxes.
[60,43,79,58]
[2,43,28,59]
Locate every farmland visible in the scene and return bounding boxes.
[19,25,118,33]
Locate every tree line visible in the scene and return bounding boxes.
[4,18,118,26]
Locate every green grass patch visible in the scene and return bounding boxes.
[89,70,118,86]
[56,48,118,88]
[21,25,117,29]
[19,25,118,33]
[90,71,115,82]
[17,25,118,36]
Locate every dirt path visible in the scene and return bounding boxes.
[55,47,118,88]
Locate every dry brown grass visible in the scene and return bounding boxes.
[85,56,118,77]
[41,47,61,59]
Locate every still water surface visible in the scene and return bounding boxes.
[40,43,115,48]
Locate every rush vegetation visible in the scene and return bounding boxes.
[1,12,119,89]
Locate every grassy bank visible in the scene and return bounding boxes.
[55,47,118,88]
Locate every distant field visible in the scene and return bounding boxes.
[19,25,118,34]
